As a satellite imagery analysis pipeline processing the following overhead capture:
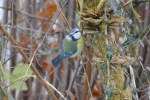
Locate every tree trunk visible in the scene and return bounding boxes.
[78,0,132,99]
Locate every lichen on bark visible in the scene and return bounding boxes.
[78,0,133,99]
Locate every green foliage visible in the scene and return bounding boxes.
[119,18,132,38]
[122,34,135,48]
[142,73,149,83]
[10,81,28,90]
[105,0,118,13]
[105,51,114,62]
[92,34,97,47]
[103,77,108,84]
[86,0,90,3]
[134,62,139,68]
[104,87,114,98]
[124,67,131,89]
[124,66,138,99]
[130,83,137,100]
[110,65,117,73]
[97,32,103,37]
[131,45,135,57]
[91,32,103,47]
[126,18,133,24]
[2,68,10,80]
[100,64,105,74]
[84,36,88,42]
[104,45,114,62]
[3,63,33,90]
[136,24,150,41]
[114,10,121,18]
[75,8,78,14]
[119,21,125,30]
[99,22,105,28]
[104,45,112,51]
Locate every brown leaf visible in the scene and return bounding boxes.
[41,57,54,83]
[78,19,87,23]
[65,90,75,100]
[36,2,57,25]
[114,27,120,42]
[92,80,103,98]
[46,5,57,16]
[43,2,57,16]
[36,11,46,22]
[92,56,134,65]
[36,11,51,25]
[108,16,124,27]
[83,17,104,24]
[78,12,93,17]
[42,27,55,34]
[18,36,30,52]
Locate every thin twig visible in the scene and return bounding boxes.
[0,63,10,100]
[3,28,39,66]
[54,0,72,30]
[16,44,40,100]
[0,6,62,27]
[68,56,81,91]
[46,81,67,100]
[80,55,93,100]
[105,8,110,100]
[35,0,68,51]
[0,23,58,100]
[136,24,150,41]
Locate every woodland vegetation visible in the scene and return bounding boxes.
[0,0,150,100]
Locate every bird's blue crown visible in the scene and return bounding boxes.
[67,28,78,35]
[66,28,81,41]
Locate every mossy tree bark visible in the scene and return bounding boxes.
[77,0,132,99]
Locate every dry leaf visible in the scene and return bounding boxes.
[92,80,103,97]
[83,29,99,33]
[84,17,104,24]
[65,90,75,100]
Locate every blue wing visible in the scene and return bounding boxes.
[60,46,77,58]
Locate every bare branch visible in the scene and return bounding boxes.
[0,6,62,27]
[0,22,58,100]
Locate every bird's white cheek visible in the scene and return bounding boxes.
[65,35,72,41]
[73,32,81,39]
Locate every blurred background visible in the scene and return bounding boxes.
[0,0,150,100]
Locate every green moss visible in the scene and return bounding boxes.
[85,0,99,10]
[79,0,132,99]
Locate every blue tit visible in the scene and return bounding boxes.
[52,28,84,68]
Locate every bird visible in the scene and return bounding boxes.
[52,28,84,68]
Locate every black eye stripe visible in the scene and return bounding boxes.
[75,31,79,33]
[69,31,80,37]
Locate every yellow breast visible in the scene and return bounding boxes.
[69,37,84,58]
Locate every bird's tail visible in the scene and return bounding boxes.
[52,55,63,68]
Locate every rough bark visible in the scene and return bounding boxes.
[78,0,132,99]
